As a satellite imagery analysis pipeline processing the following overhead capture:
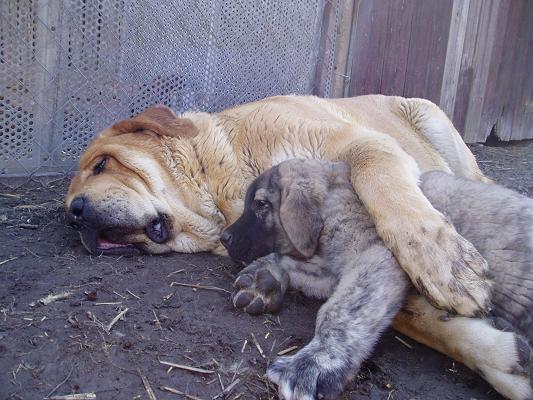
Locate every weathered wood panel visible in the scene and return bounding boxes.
[440,0,470,120]
[403,0,452,103]
[457,0,533,142]
[501,0,533,141]
[479,0,511,141]
[463,0,507,142]
[347,0,452,103]
[451,0,482,137]
[380,0,415,96]
[330,0,533,142]
[348,0,391,95]
[314,0,357,98]
[496,0,527,141]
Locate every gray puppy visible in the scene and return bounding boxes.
[221,159,532,400]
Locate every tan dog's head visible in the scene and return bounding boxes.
[65,105,225,255]
[221,159,350,264]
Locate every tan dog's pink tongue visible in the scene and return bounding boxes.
[97,238,130,250]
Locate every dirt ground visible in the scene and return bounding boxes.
[1,141,531,400]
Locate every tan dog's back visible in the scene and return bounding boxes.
[218,95,484,179]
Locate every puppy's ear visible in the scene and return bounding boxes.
[104,105,198,139]
[279,183,323,259]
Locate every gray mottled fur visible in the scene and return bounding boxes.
[421,171,533,343]
[231,159,532,400]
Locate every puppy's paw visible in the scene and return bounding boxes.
[267,346,350,400]
[403,221,492,317]
[232,266,288,315]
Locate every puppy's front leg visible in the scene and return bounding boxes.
[267,247,408,400]
[233,254,339,316]
[232,254,289,315]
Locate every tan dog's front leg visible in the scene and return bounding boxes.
[338,134,491,316]
[394,295,532,400]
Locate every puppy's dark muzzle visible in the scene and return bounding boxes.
[220,227,238,257]
[220,227,248,264]
[220,230,233,248]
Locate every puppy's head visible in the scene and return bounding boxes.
[65,105,225,255]
[221,159,349,264]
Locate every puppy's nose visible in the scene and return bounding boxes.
[69,196,86,218]
[220,230,233,247]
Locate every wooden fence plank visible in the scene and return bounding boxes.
[463,0,503,142]
[402,0,435,99]
[509,0,533,140]
[314,0,340,97]
[494,0,525,140]
[425,0,453,104]
[403,0,452,103]
[331,0,358,98]
[380,0,415,96]
[439,0,470,119]
[348,0,390,95]
[478,0,511,141]
[452,0,482,135]
[35,1,62,170]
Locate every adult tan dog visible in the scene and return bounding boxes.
[66,94,491,317]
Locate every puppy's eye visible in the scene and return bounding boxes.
[93,157,107,175]
[254,200,269,209]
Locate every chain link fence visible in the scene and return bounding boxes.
[0,0,342,182]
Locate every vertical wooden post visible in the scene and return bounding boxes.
[314,0,357,98]
[463,0,504,142]
[331,0,358,98]
[439,0,470,120]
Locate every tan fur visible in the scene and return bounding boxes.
[67,94,491,315]
[394,295,532,400]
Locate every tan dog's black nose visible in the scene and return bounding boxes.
[68,197,90,230]
[67,196,100,231]
[69,196,85,218]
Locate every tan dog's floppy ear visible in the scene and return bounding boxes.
[279,183,323,259]
[105,105,198,139]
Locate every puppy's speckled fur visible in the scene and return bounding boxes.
[224,159,532,400]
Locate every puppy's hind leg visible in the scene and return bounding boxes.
[393,294,533,400]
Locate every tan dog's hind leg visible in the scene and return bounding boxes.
[396,97,491,183]
[336,132,491,316]
[394,295,533,400]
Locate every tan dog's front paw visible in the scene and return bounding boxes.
[399,221,492,317]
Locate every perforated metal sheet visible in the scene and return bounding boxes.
[0,0,335,176]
